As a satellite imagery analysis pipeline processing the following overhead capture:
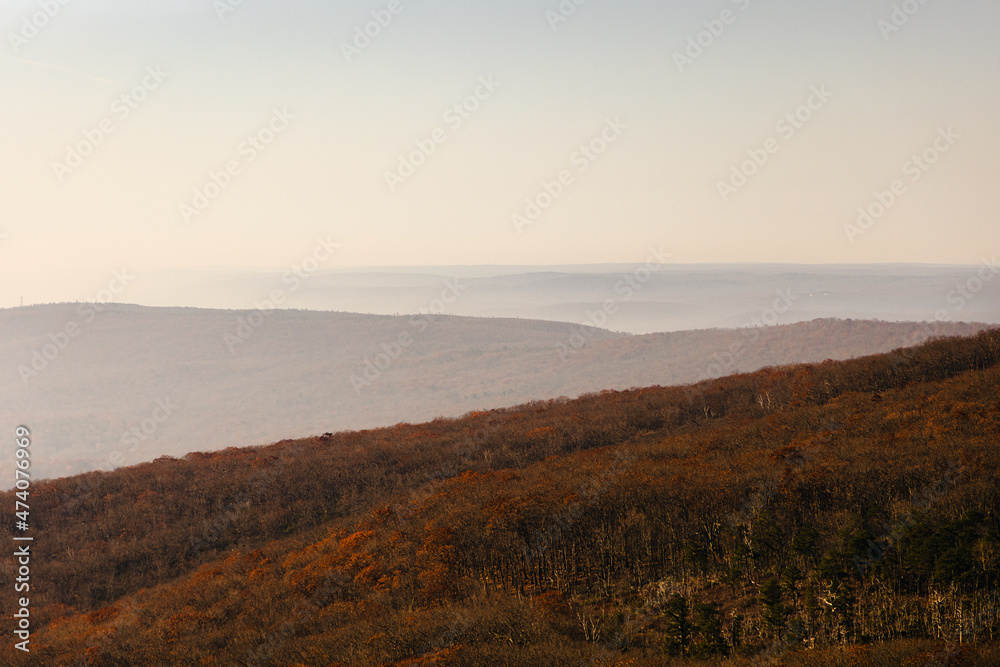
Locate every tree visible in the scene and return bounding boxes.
[691,602,727,657]
[792,524,819,562]
[782,564,803,606]
[831,582,856,644]
[759,578,789,638]
[662,593,691,656]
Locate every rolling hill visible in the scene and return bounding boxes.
[2,329,999,665]
[0,303,991,481]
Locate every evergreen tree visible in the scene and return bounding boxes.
[759,577,789,638]
[662,594,691,656]
[692,601,728,657]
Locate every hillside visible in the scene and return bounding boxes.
[2,330,999,665]
[0,303,990,480]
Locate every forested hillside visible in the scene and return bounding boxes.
[1,303,989,481]
[2,330,1000,665]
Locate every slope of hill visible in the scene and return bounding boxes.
[2,330,999,665]
[0,303,991,480]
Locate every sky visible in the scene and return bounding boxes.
[1,0,998,307]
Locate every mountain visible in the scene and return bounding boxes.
[2,329,999,665]
[0,303,991,480]
[34,264,1000,335]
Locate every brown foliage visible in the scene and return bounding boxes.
[3,330,1000,665]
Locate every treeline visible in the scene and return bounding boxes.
[1,329,999,665]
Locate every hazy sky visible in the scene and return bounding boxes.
[1,0,998,306]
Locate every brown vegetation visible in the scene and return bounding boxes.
[2,329,1000,665]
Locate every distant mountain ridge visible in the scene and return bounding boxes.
[10,263,999,334]
[0,303,991,481]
